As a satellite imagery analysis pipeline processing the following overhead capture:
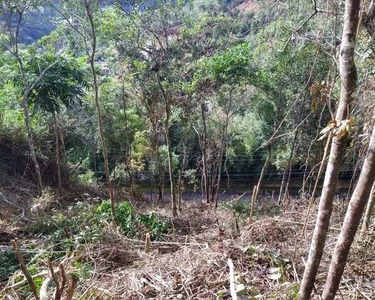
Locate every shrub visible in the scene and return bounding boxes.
[138,213,170,239]
[96,200,136,237]
[116,201,136,236]
[0,252,19,281]
[96,200,170,239]
[222,199,251,216]
[77,170,96,186]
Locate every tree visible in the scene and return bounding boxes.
[299,0,361,298]
[84,0,115,217]
[361,180,375,234]
[0,1,51,194]
[49,0,116,218]
[26,54,87,197]
[322,124,375,299]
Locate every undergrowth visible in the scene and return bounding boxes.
[31,199,171,258]
[222,198,281,218]
[96,200,170,239]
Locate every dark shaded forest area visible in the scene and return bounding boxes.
[0,0,375,299]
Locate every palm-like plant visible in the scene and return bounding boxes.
[26,53,88,196]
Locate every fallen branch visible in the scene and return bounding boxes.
[40,277,52,300]
[11,240,40,300]
[228,258,237,300]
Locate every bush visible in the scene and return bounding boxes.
[116,201,136,236]
[138,213,170,239]
[96,200,170,239]
[77,170,96,186]
[0,252,19,281]
[96,200,136,236]
[31,202,104,256]
[222,199,251,216]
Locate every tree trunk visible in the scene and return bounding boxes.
[22,92,43,194]
[178,124,189,210]
[85,0,115,218]
[156,71,177,215]
[165,101,178,217]
[322,125,375,300]
[301,134,333,236]
[278,132,298,205]
[201,103,210,203]
[253,145,271,204]
[298,0,360,298]
[125,149,135,195]
[53,112,62,198]
[214,125,228,208]
[346,144,366,198]
[155,129,164,204]
[9,10,43,195]
[151,122,163,205]
[361,180,375,234]
[224,145,230,189]
[301,104,327,195]
[59,121,70,187]
[283,136,299,202]
[121,83,135,195]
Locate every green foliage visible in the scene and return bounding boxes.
[0,252,19,281]
[77,170,96,186]
[24,53,89,114]
[95,200,113,218]
[202,43,252,84]
[159,145,179,171]
[96,200,170,239]
[222,199,250,216]
[115,201,136,236]
[31,202,104,255]
[72,260,92,280]
[138,213,170,239]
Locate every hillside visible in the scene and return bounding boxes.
[1,0,375,299]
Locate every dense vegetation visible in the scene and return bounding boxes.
[0,0,375,299]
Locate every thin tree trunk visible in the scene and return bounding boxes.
[121,83,135,195]
[283,135,299,202]
[301,134,333,236]
[155,129,164,204]
[165,101,177,217]
[178,124,189,210]
[253,145,272,204]
[58,120,70,187]
[298,0,360,298]
[201,103,209,203]
[301,104,327,195]
[151,122,163,205]
[322,125,375,300]
[156,73,177,216]
[361,180,375,234]
[22,92,43,194]
[214,125,227,208]
[224,145,230,189]
[177,170,182,211]
[278,132,298,205]
[8,10,43,195]
[346,144,366,198]
[278,168,288,205]
[53,112,62,198]
[85,0,115,218]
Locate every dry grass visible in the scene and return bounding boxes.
[2,197,375,299]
